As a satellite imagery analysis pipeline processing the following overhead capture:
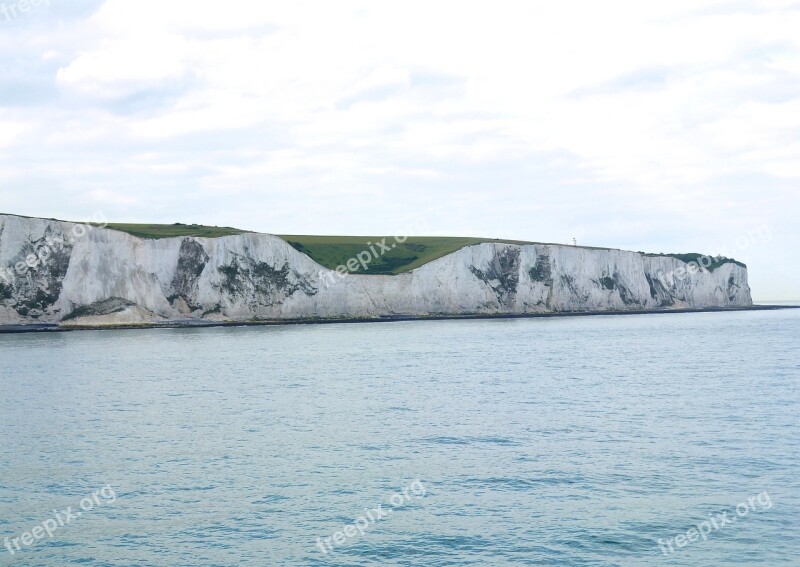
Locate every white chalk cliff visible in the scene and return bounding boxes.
[0,214,752,326]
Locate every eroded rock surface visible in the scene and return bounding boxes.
[0,215,753,326]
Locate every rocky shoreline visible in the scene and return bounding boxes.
[1,305,795,334]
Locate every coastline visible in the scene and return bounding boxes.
[1,305,797,334]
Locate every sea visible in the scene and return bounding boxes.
[1,307,799,566]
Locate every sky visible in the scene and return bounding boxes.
[0,0,798,300]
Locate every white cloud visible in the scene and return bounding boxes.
[0,118,27,148]
[56,33,191,97]
[1,0,799,298]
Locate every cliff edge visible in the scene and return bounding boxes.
[0,214,752,327]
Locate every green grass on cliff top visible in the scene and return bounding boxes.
[101,222,249,239]
[92,221,744,275]
[278,235,534,275]
[99,223,537,274]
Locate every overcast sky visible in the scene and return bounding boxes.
[1,0,798,299]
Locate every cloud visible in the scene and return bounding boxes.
[0,0,799,298]
[56,34,193,98]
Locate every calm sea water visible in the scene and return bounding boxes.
[1,309,799,566]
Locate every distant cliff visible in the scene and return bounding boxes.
[0,214,752,327]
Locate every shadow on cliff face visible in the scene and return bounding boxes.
[168,238,211,312]
[528,254,552,286]
[1,228,73,319]
[469,246,521,306]
[595,273,642,307]
[214,253,317,310]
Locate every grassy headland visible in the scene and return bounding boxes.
[277,235,533,275]
[642,252,747,270]
[91,221,744,275]
[96,222,536,274]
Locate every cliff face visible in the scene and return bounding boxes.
[0,215,752,326]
